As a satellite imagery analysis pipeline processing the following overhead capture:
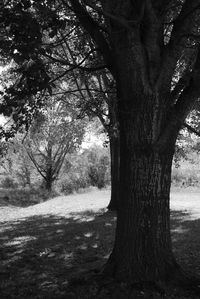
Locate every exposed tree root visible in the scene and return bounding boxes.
[94,279,165,298]
[96,261,200,298]
[130,281,166,296]
[67,263,200,298]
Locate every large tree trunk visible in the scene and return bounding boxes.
[107,135,120,211]
[105,143,177,283]
[71,1,200,291]
[104,87,180,285]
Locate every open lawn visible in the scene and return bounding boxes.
[1,187,200,298]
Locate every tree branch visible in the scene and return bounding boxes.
[47,52,107,86]
[170,71,192,104]
[157,48,200,149]
[26,150,46,179]
[53,145,70,178]
[184,122,200,137]
[83,0,137,30]
[170,0,200,44]
[67,0,116,77]
[43,49,107,72]
[157,0,200,91]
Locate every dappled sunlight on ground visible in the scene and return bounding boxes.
[170,210,200,277]
[4,235,37,246]
[0,208,116,298]
[1,188,200,298]
[171,225,189,234]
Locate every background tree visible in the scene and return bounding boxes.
[71,70,119,210]
[40,22,120,210]
[25,95,86,191]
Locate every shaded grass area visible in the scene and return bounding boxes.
[171,211,200,276]
[0,210,116,299]
[0,187,55,207]
[0,209,200,298]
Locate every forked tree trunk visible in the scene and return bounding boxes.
[104,91,180,284]
[107,135,120,211]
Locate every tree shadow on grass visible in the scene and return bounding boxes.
[171,210,200,278]
[0,209,200,298]
[0,210,116,299]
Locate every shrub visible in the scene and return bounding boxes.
[15,167,31,187]
[59,178,76,195]
[2,186,59,207]
[1,176,18,189]
[88,165,99,187]
[87,154,110,189]
[171,172,185,186]
[186,174,199,187]
[58,174,90,195]
[172,167,200,187]
[58,146,110,194]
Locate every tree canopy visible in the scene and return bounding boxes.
[0,0,200,139]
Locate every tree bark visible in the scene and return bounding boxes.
[45,167,53,192]
[107,135,120,211]
[45,179,53,192]
[104,143,177,283]
[104,89,180,285]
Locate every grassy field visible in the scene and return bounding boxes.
[0,187,200,298]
